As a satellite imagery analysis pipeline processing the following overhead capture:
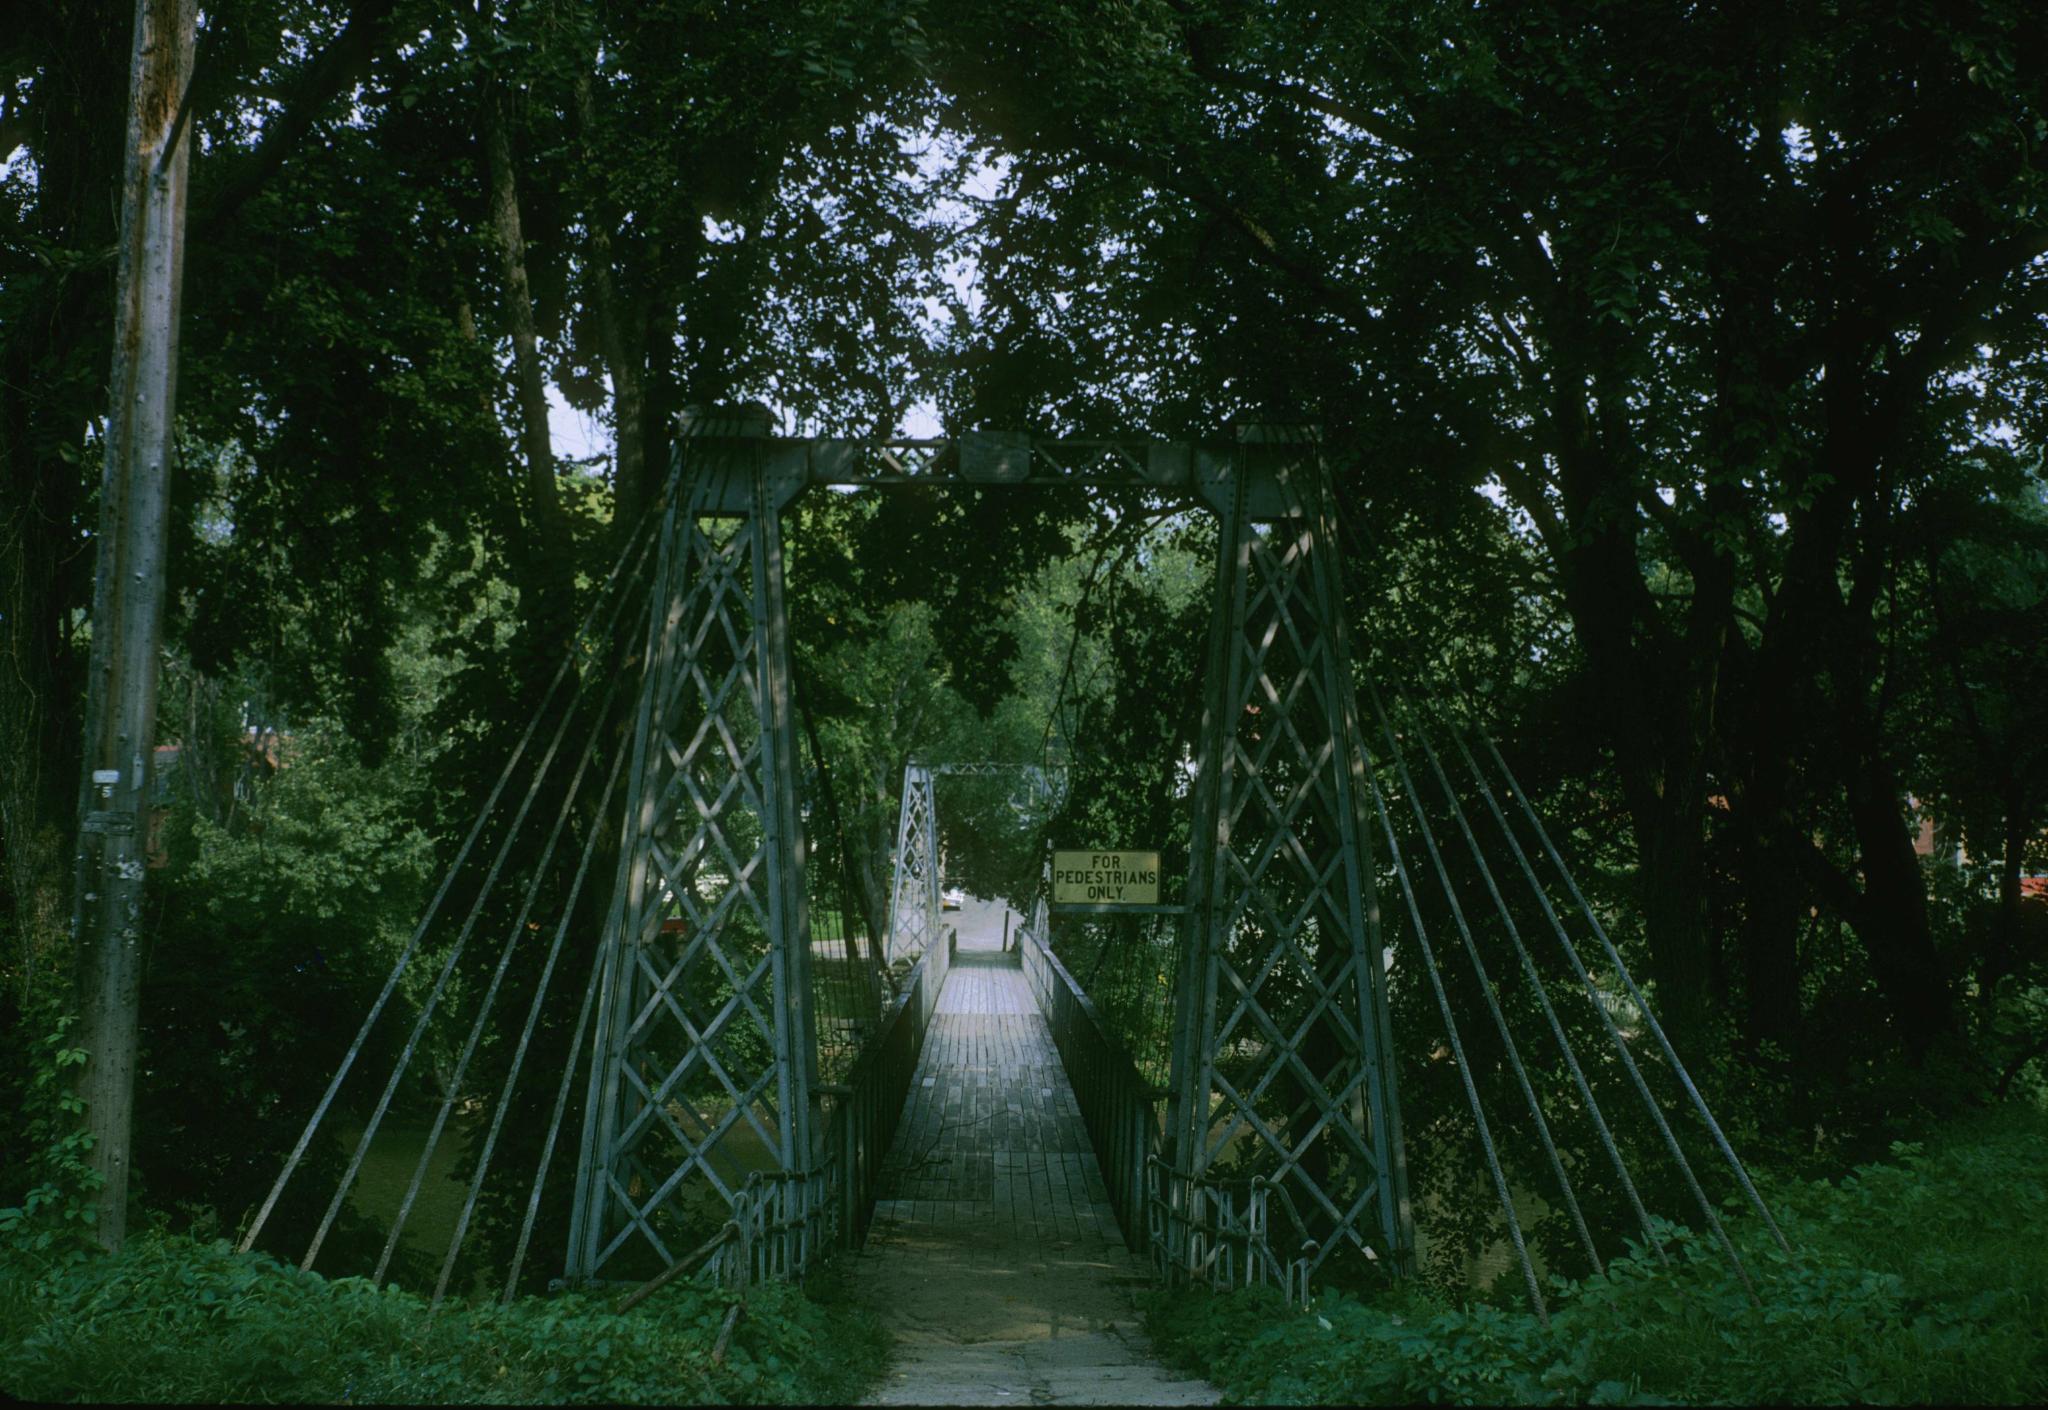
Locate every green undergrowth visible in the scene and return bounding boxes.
[0,1233,889,1404]
[1144,1102,2048,1405]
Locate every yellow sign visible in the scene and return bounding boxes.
[1052,850,1161,905]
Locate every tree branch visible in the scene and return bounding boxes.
[1190,63,1419,153]
[1091,140,1381,332]
[191,0,407,239]
[1491,454,1569,564]
[1636,483,1722,584]
[1922,546,1996,764]
[0,107,29,162]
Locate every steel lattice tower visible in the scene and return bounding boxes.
[567,416,1412,1289]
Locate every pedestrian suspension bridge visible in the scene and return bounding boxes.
[236,410,1787,1328]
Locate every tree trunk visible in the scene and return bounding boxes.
[72,0,196,1254]
[1985,792,2030,1011]
[1,510,78,1012]
[1550,495,1716,1043]
[567,67,649,534]
[1732,806,1804,1050]
[0,0,132,1022]
[1840,736,1954,1056]
[1726,682,1807,1052]
[1635,785,1714,1040]
[638,257,689,521]
[479,69,570,627]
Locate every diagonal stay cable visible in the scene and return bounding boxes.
[793,672,884,1015]
[1480,734,1791,1257]
[431,735,630,1308]
[373,657,632,1285]
[238,498,662,1257]
[1361,678,1601,1280]
[1349,585,1758,1295]
[1389,687,1612,1271]
[1329,486,1789,1259]
[299,540,656,1274]
[1432,718,1681,1270]
[1385,680,1674,1276]
[1360,758,1548,1323]
[503,921,606,1303]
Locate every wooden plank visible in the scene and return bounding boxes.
[870,948,1131,1264]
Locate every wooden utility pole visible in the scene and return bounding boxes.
[71,0,196,1253]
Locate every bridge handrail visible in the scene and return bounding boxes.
[1015,911,1164,1251]
[1144,1158,1320,1304]
[814,923,956,1257]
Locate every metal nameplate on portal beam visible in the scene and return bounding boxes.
[1051,849,1162,905]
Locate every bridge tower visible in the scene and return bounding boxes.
[240,411,1774,1313]
[885,762,940,964]
[1161,425,1415,1290]
[566,407,825,1286]
[568,414,1412,1291]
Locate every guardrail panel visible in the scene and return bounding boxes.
[816,924,955,1258]
[1016,920,1161,1253]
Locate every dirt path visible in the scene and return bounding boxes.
[855,926,1218,1407]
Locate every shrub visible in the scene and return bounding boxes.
[0,1014,104,1263]
[1144,1103,2048,1405]
[0,1232,887,1405]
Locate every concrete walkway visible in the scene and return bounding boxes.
[858,906,1218,1407]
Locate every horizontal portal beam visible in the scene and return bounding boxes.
[674,418,1324,520]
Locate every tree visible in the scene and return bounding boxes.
[1894,464,2048,1030]
[923,0,2048,1061]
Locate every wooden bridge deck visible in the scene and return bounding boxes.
[858,910,1217,1407]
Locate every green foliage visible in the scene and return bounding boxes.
[9,7,2048,1401]
[0,1016,103,1263]
[1144,1104,2048,1405]
[0,1233,887,1405]
[927,0,2048,1071]
[131,708,441,1246]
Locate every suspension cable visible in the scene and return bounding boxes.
[1387,682,1679,1274]
[1331,481,1789,1259]
[794,674,885,1014]
[1362,679,1600,1279]
[237,499,662,1257]
[372,660,631,1284]
[502,929,606,1303]
[433,739,630,1308]
[1360,760,1549,1322]
[1481,735,1790,1256]
[299,547,652,1273]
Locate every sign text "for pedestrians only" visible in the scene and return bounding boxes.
[1051,850,1161,905]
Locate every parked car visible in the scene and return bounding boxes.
[941,887,965,910]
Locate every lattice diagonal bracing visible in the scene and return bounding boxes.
[239,416,1783,1316]
[886,761,940,963]
[568,422,820,1286]
[1164,428,1414,1290]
